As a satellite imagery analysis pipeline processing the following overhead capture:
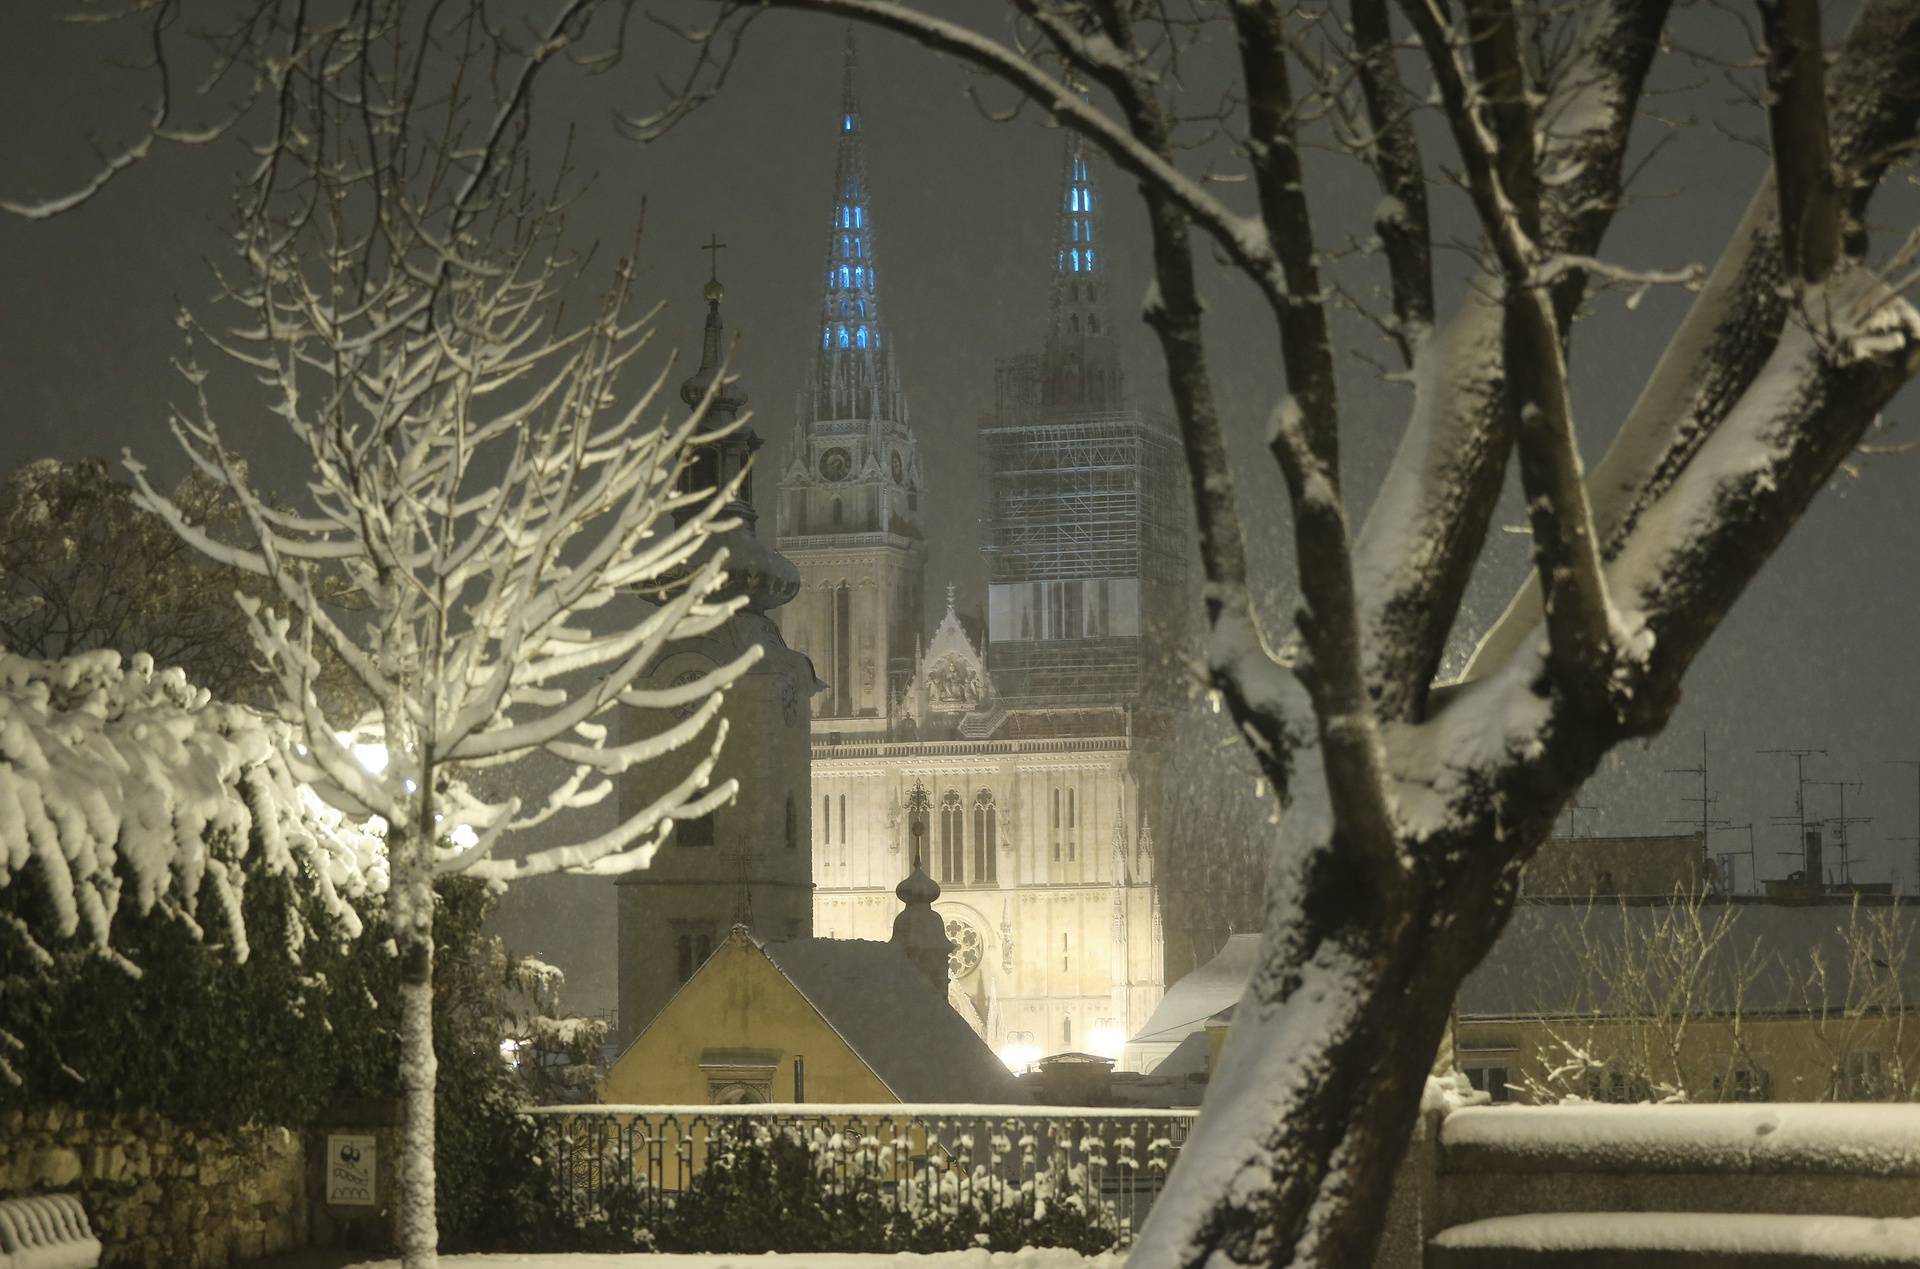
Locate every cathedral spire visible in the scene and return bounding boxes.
[808,29,905,426]
[1043,131,1123,413]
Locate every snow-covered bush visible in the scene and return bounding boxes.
[645,1120,1123,1256]
[0,647,379,1092]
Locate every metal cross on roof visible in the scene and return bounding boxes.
[702,233,727,282]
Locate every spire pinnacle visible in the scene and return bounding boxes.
[803,31,904,426]
[1043,132,1123,412]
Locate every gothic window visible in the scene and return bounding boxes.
[822,794,831,847]
[833,583,852,715]
[837,326,850,349]
[1088,314,1100,335]
[676,928,715,983]
[1051,788,1061,861]
[1063,1014,1073,1047]
[1071,249,1081,272]
[1086,250,1096,270]
[831,498,843,528]
[856,326,869,348]
[854,267,865,288]
[838,793,847,845]
[940,791,965,884]
[839,266,850,287]
[1067,787,1077,861]
[972,790,997,882]
[680,812,714,848]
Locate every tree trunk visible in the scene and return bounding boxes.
[394,827,439,1269]
[1129,757,1478,1268]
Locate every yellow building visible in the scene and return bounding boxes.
[604,868,1025,1106]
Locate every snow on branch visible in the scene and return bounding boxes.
[0,648,378,962]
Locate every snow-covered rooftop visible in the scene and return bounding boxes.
[764,937,1027,1105]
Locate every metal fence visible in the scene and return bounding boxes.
[524,1103,1200,1243]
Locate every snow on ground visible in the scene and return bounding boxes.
[342,1253,1119,1268]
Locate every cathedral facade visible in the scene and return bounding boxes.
[775,40,1183,1069]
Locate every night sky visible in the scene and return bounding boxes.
[3,3,1918,1017]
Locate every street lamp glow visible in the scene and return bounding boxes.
[997,1042,1041,1073]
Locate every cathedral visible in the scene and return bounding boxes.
[773,38,1186,1070]
[613,35,1186,1074]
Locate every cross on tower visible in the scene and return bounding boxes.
[721,840,760,928]
[702,233,727,282]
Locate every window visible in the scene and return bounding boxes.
[1051,788,1061,861]
[856,325,869,348]
[1089,314,1100,335]
[1713,1060,1771,1103]
[940,791,965,883]
[1464,1066,1512,1104]
[831,498,843,528]
[972,789,997,882]
[821,794,831,848]
[838,793,847,845]
[679,812,714,848]
[675,929,715,983]
[1062,932,1071,971]
[837,326,850,349]
[1063,1016,1073,1047]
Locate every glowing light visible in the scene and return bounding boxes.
[336,733,389,775]
[499,1038,521,1065]
[997,1042,1042,1073]
[450,823,480,851]
[1088,1026,1127,1061]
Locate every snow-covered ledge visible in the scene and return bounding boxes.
[1432,1103,1920,1253]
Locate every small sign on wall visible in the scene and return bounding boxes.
[326,1133,377,1206]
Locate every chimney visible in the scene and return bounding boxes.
[891,855,956,990]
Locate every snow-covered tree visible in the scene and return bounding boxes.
[120,10,757,1265]
[675,0,1920,1263]
[0,458,346,706]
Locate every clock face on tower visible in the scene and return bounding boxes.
[890,450,904,483]
[821,447,852,481]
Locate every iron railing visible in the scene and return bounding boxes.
[524,1103,1198,1243]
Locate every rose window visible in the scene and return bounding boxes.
[945,917,983,979]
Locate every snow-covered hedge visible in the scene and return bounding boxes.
[0,648,377,963]
[557,1119,1128,1256]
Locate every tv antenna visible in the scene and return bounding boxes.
[1806,778,1869,886]
[1711,822,1757,895]
[1885,760,1920,895]
[1562,797,1595,840]
[1668,730,1731,846]
[1761,747,1826,877]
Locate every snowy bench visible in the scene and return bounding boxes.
[1429,1211,1920,1268]
[0,1194,101,1269]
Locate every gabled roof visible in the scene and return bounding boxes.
[764,937,1026,1104]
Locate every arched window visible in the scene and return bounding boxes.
[821,328,831,350]
[831,498,843,528]
[839,265,851,287]
[822,794,831,847]
[1067,787,1077,861]
[1071,249,1081,272]
[1063,1014,1073,1046]
[837,326,850,349]
[856,326,869,348]
[972,789,997,882]
[1089,314,1100,335]
[854,266,865,288]
[838,793,848,845]
[1086,250,1096,270]
[940,791,965,884]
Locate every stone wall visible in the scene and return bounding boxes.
[0,1105,306,1268]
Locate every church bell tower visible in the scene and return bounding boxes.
[775,32,927,729]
